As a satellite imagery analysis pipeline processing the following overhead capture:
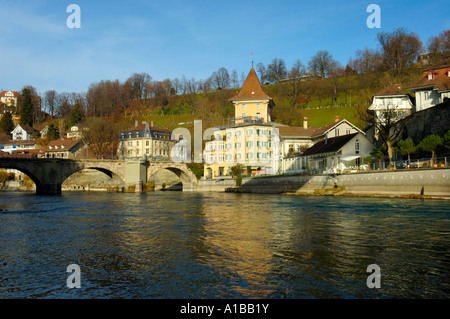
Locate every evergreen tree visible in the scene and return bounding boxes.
[20,88,34,127]
[397,138,416,165]
[46,123,60,141]
[0,112,15,138]
[418,134,443,164]
[67,103,84,128]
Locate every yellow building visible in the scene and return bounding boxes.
[203,67,280,179]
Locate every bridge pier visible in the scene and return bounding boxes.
[36,183,62,195]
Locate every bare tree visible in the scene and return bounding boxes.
[427,29,450,64]
[255,62,267,84]
[126,72,152,100]
[83,117,119,159]
[308,50,338,78]
[44,90,57,117]
[267,58,287,84]
[287,59,306,107]
[211,67,230,90]
[377,27,423,75]
[370,102,409,165]
[350,47,383,74]
[231,69,239,88]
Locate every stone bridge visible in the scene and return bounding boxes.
[0,158,198,195]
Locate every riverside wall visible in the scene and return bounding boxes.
[198,169,450,198]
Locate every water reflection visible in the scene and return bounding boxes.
[0,192,449,298]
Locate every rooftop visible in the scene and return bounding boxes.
[301,133,359,157]
[229,68,272,101]
[408,63,450,92]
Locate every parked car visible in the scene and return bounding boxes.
[410,158,431,168]
[395,161,408,169]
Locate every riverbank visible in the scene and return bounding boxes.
[200,168,450,200]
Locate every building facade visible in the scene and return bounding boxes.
[408,64,450,111]
[118,122,175,159]
[203,67,280,179]
[40,138,83,159]
[11,124,39,141]
[0,91,20,107]
[281,132,375,175]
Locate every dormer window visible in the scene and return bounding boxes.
[427,71,434,80]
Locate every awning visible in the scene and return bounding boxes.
[341,155,360,161]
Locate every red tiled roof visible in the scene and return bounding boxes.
[40,138,81,152]
[0,91,20,97]
[229,68,272,101]
[121,124,171,133]
[408,66,450,92]
[374,84,408,96]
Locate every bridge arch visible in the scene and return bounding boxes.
[147,164,198,191]
[60,161,127,190]
[0,164,43,193]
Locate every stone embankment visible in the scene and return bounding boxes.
[200,169,450,199]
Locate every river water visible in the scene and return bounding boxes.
[0,191,449,299]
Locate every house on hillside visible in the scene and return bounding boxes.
[40,138,83,159]
[11,124,39,141]
[408,63,450,111]
[367,84,415,139]
[66,124,88,140]
[118,121,175,159]
[0,91,20,107]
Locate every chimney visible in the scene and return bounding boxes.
[335,115,340,123]
[303,117,308,129]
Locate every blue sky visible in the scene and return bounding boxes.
[0,0,448,95]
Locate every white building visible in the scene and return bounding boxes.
[11,124,39,141]
[0,91,19,107]
[408,64,450,111]
[277,116,363,160]
[0,140,38,154]
[368,84,414,122]
[281,132,375,175]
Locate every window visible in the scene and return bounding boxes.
[346,129,351,135]
[256,104,261,109]
[355,139,360,154]
[242,113,246,119]
[146,141,149,146]
[428,72,434,80]
[424,92,429,100]
[242,104,246,110]
[256,113,261,119]
[335,129,340,137]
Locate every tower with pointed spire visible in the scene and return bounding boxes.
[202,66,280,179]
[229,67,274,125]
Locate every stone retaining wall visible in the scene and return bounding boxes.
[198,169,450,197]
